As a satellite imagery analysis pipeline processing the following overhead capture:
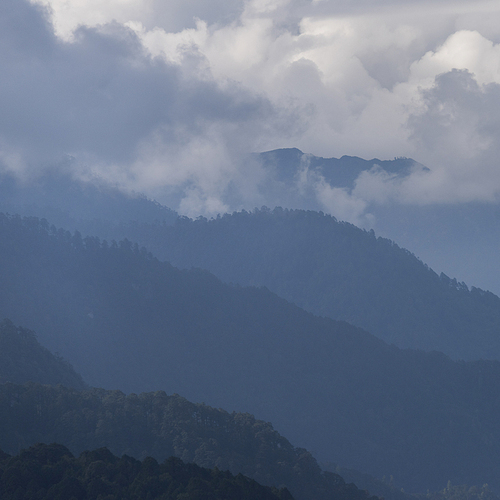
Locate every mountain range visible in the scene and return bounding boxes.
[100,207,500,362]
[2,150,500,495]
[250,148,500,297]
[0,319,376,500]
[1,213,500,493]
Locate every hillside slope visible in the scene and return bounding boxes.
[1,214,500,492]
[0,442,293,500]
[0,383,375,500]
[112,208,500,362]
[253,148,500,297]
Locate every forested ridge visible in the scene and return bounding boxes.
[0,442,293,500]
[5,168,500,363]
[254,148,500,298]
[0,382,375,500]
[0,310,378,500]
[106,207,500,361]
[2,213,500,492]
[0,313,423,500]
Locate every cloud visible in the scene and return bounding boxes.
[3,0,499,219]
[405,68,500,202]
[1,0,300,215]
[31,0,246,39]
[409,30,500,86]
[306,66,500,221]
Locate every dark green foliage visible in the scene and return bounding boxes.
[0,383,375,500]
[2,214,500,492]
[115,207,500,362]
[0,442,293,500]
[0,318,86,389]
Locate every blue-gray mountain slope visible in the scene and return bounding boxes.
[115,207,500,362]
[1,214,500,493]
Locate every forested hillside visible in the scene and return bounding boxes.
[112,207,500,361]
[4,165,500,363]
[0,443,293,500]
[2,213,500,492]
[0,319,85,390]
[0,319,398,500]
[254,149,500,297]
[0,383,374,500]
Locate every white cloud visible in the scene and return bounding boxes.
[409,30,500,86]
[7,0,500,218]
[315,181,372,227]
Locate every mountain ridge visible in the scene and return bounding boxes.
[108,207,500,362]
[0,318,86,390]
[1,213,500,492]
[0,382,376,500]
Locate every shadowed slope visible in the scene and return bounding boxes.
[1,213,500,492]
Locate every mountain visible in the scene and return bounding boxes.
[1,213,500,492]
[219,148,424,216]
[2,149,499,298]
[0,442,293,500]
[0,383,375,500]
[252,148,500,297]
[109,207,500,362]
[256,148,422,191]
[0,318,85,389]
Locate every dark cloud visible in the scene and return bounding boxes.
[0,0,55,60]
[0,0,284,189]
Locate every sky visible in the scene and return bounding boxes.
[2,0,500,217]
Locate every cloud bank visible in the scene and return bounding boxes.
[2,0,500,217]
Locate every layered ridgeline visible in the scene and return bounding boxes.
[1,214,500,492]
[3,158,500,363]
[0,316,379,500]
[0,443,293,500]
[0,317,397,500]
[114,208,500,362]
[3,150,500,298]
[0,318,380,500]
[0,383,375,500]
[0,319,85,390]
